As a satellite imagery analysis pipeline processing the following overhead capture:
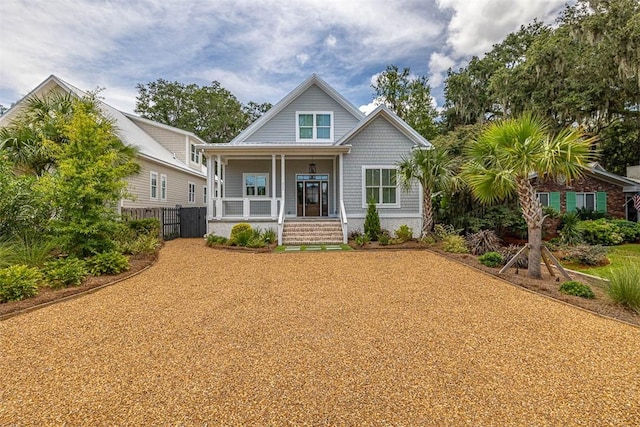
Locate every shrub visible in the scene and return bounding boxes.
[559,212,583,246]
[499,244,528,268]
[560,244,608,266]
[433,224,462,241]
[378,230,391,245]
[231,229,253,246]
[246,237,266,248]
[230,223,252,242]
[261,228,277,244]
[575,207,607,220]
[559,281,595,299]
[465,230,501,255]
[394,225,413,243]
[206,234,228,246]
[126,218,160,237]
[442,235,468,253]
[610,220,640,243]
[354,233,370,247]
[478,251,503,268]
[364,198,381,240]
[3,238,59,268]
[0,265,42,302]
[606,264,640,313]
[577,219,623,246]
[86,251,130,276]
[43,257,88,289]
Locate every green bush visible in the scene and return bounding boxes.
[559,281,595,299]
[442,235,468,253]
[559,212,583,246]
[606,264,640,313]
[575,207,607,220]
[465,229,501,255]
[230,223,252,242]
[364,198,381,240]
[354,233,370,247]
[206,234,228,246]
[394,225,413,243]
[86,251,130,276]
[378,231,391,245]
[2,238,59,268]
[231,229,253,246]
[577,219,624,246]
[610,220,640,243]
[433,224,462,241]
[43,257,88,289]
[560,244,608,266]
[261,228,277,244]
[127,218,160,237]
[0,265,42,302]
[478,251,503,268]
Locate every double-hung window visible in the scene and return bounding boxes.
[190,144,200,164]
[160,174,167,202]
[203,186,207,204]
[363,167,398,207]
[244,173,268,197]
[296,112,333,142]
[188,182,196,203]
[575,192,596,210]
[150,171,158,200]
[537,192,550,207]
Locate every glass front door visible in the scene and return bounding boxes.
[296,175,329,217]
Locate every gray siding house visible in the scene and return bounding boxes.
[200,75,431,245]
[0,76,208,210]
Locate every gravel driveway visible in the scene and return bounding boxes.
[1,239,639,425]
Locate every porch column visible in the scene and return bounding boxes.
[332,156,337,216]
[339,153,344,208]
[207,154,214,220]
[271,154,277,218]
[215,154,222,219]
[281,154,286,216]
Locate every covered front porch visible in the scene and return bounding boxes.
[201,144,351,244]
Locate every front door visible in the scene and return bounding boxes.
[296,176,329,217]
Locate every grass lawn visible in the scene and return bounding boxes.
[566,244,640,280]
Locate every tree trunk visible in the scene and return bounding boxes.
[422,187,433,238]
[515,177,544,279]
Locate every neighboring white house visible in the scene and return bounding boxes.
[199,74,431,244]
[0,75,208,210]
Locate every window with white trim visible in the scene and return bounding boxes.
[537,192,550,207]
[576,192,596,210]
[243,173,269,197]
[150,171,158,200]
[363,167,399,207]
[188,182,196,203]
[190,144,200,164]
[296,112,333,142]
[203,186,207,204]
[160,174,167,202]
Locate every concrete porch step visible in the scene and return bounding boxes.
[282,219,344,245]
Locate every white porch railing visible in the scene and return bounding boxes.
[339,200,348,244]
[215,197,281,220]
[277,199,286,246]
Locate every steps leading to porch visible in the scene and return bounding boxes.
[282,219,344,245]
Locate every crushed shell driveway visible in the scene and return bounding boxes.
[1,239,639,426]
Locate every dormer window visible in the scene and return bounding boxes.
[296,112,333,142]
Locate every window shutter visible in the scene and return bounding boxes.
[566,192,576,212]
[596,192,607,213]
[550,192,561,212]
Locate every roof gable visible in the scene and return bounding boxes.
[336,105,432,148]
[231,74,365,144]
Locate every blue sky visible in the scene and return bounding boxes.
[1,0,570,115]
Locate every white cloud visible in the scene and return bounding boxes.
[428,52,456,87]
[325,34,337,48]
[359,98,382,115]
[436,0,568,58]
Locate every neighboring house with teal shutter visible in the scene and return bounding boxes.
[198,74,431,245]
[533,163,640,221]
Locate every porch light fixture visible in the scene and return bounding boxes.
[308,161,316,174]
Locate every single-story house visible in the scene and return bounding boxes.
[534,162,640,221]
[199,74,431,245]
[0,75,208,211]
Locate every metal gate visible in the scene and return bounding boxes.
[179,207,207,238]
[162,208,181,240]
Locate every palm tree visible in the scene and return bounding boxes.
[397,146,455,237]
[0,92,73,176]
[461,113,597,279]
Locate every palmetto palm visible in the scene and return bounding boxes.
[397,146,455,237]
[461,113,597,279]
